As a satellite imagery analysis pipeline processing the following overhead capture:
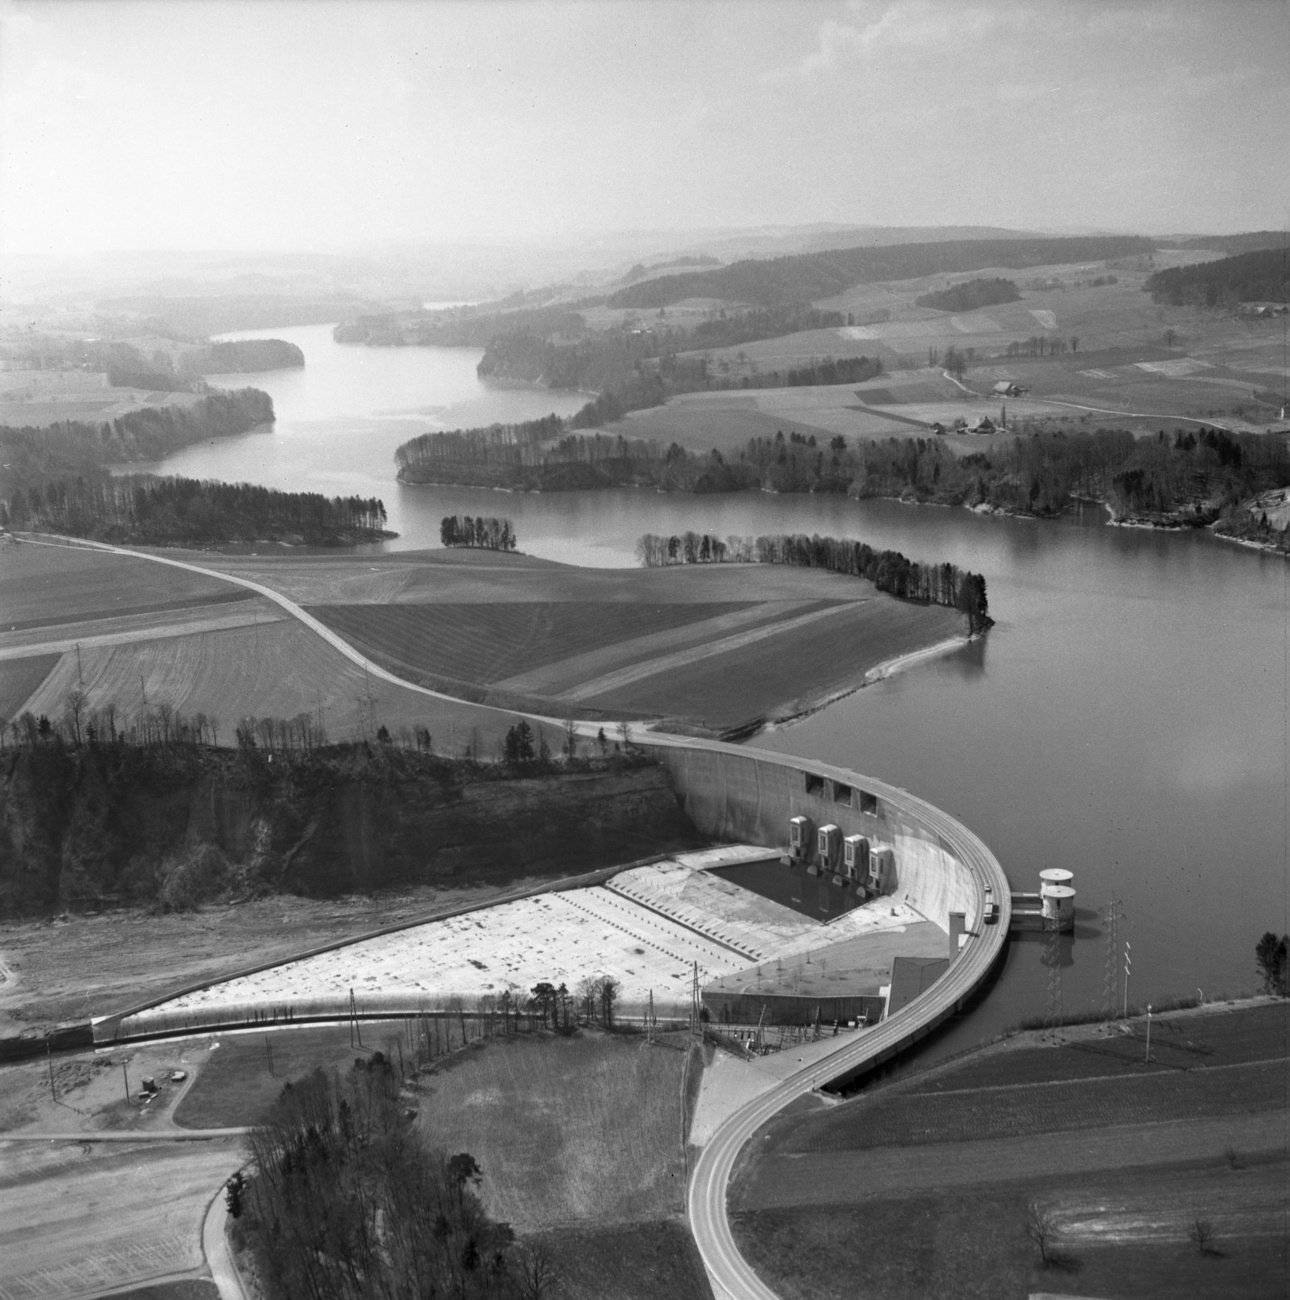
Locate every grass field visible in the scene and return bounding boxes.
[416,1031,691,1230]
[0,541,240,626]
[525,1220,713,1300]
[172,1019,419,1128]
[0,652,58,717]
[733,1166,1288,1300]
[754,1003,1289,1156]
[729,1002,1289,1300]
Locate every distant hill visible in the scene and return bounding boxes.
[915,278,1021,312]
[1171,231,1288,256]
[607,235,1155,309]
[1146,247,1289,307]
[97,293,393,337]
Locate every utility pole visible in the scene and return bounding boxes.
[1044,920,1062,1036]
[1102,897,1121,1022]
[1144,1004,1153,1063]
[47,1043,57,1105]
[122,1060,131,1107]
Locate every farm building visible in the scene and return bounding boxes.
[992,380,1024,397]
[966,416,996,434]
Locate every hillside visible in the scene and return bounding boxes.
[607,235,1156,309]
[1146,246,1289,307]
[0,387,274,499]
[0,743,698,916]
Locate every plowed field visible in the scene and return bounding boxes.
[309,599,759,683]
[21,618,548,752]
[0,542,238,626]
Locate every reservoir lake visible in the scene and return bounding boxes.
[139,323,1289,1060]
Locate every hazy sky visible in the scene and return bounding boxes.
[1,0,1286,256]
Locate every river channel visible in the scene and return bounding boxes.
[138,323,1289,1059]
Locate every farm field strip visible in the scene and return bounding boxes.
[588,598,961,729]
[0,598,285,661]
[559,602,866,703]
[18,617,531,749]
[737,1109,1289,1211]
[0,543,240,626]
[309,599,763,686]
[4,587,255,635]
[494,600,832,695]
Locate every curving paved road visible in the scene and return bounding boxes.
[20,533,1011,1300]
[684,771,1009,1299]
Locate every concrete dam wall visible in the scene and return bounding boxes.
[644,741,981,932]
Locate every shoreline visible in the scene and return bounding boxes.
[760,633,972,735]
[863,634,971,684]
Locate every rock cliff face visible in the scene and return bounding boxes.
[0,746,700,916]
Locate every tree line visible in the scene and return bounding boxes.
[1,475,390,546]
[396,419,1290,530]
[440,514,518,551]
[1146,247,1289,308]
[915,277,1021,312]
[237,1058,538,1300]
[636,530,992,634]
[0,387,274,501]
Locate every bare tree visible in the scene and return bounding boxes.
[64,689,87,747]
[513,1241,560,1299]
[1188,1217,1217,1255]
[1025,1200,1057,1265]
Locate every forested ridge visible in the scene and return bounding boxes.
[636,530,991,633]
[395,418,1290,535]
[2,338,302,391]
[0,387,274,500]
[1,474,391,546]
[607,234,1155,309]
[1146,247,1289,307]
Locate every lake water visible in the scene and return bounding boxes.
[141,323,1289,1057]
